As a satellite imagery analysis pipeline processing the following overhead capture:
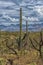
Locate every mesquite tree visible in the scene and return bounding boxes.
[29,31,43,58]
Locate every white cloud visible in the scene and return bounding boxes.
[22,16,27,20]
[0,0,43,29]
[20,1,27,7]
[2,14,19,22]
[37,0,43,5]
[34,6,43,16]
[0,22,19,26]
[0,18,6,21]
[22,16,39,22]
[28,17,39,21]
[0,9,19,16]
[0,22,11,24]
[0,1,15,7]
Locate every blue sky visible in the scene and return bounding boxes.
[0,0,43,26]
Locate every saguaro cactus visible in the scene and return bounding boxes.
[16,8,28,50]
[16,8,22,50]
[18,7,22,50]
[26,21,28,35]
[26,21,28,44]
[6,8,28,54]
[6,8,22,53]
[20,8,22,38]
[23,21,28,47]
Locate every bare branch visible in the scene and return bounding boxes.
[33,38,39,45]
[29,37,39,51]
[22,33,27,40]
[23,42,27,47]
[6,39,18,56]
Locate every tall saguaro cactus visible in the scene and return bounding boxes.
[20,8,22,40]
[19,8,22,50]
[16,8,22,50]
[17,8,28,50]
[26,21,28,36]
[25,21,28,45]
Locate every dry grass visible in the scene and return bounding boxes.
[0,31,43,65]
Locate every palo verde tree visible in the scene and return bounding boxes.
[29,31,43,58]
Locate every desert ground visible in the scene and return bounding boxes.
[0,31,43,65]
